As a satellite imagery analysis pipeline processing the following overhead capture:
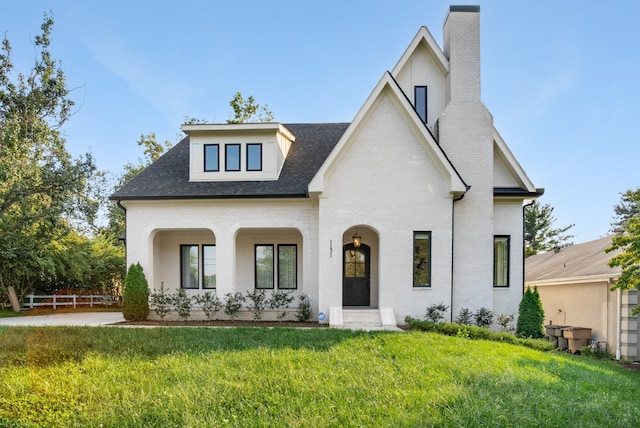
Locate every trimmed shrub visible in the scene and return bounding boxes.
[149,282,172,320]
[173,289,192,321]
[474,307,494,328]
[122,263,149,321]
[193,292,222,321]
[295,294,313,322]
[246,289,268,320]
[425,302,449,323]
[455,308,474,325]
[516,286,545,338]
[268,290,294,320]
[224,292,245,320]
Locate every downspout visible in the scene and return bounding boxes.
[616,286,622,360]
[117,200,127,262]
[522,199,535,295]
[450,188,469,322]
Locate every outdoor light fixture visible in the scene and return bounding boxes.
[352,229,362,248]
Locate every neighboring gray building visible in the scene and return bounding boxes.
[526,236,639,360]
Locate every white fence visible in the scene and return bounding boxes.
[23,294,117,309]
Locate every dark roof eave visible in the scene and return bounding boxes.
[494,187,545,198]
[108,193,309,202]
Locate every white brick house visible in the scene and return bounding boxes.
[111,6,542,327]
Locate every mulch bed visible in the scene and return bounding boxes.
[114,319,326,328]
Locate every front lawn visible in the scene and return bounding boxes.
[0,327,638,427]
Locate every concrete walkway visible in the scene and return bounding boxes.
[0,312,125,326]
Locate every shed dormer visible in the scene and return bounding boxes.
[182,123,295,182]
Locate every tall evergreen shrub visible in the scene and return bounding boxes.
[122,263,150,321]
[516,286,545,338]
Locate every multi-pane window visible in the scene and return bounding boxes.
[180,245,199,289]
[255,245,275,289]
[180,244,216,289]
[494,236,510,287]
[203,245,216,289]
[278,245,297,289]
[246,144,262,171]
[255,244,298,289]
[204,144,219,172]
[225,144,241,171]
[413,231,431,287]
[415,86,428,124]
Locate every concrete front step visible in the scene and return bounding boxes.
[330,307,401,331]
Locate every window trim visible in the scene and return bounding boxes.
[277,244,298,290]
[204,144,220,172]
[255,244,275,289]
[202,244,217,289]
[180,244,199,289]
[413,231,432,287]
[225,144,241,171]
[493,235,510,287]
[246,143,262,171]
[414,86,428,124]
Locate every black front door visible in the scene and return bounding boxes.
[343,243,370,306]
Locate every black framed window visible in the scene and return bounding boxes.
[246,143,262,171]
[225,144,241,171]
[494,236,510,287]
[255,244,274,289]
[203,245,216,289]
[204,144,219,172]
[278,245,297,289]
[413,231,431,287]
[180,245,199,289]
[415,86,428,124]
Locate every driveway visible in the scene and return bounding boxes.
[0,312,125,326]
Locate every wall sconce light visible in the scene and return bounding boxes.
[352,229,361,248]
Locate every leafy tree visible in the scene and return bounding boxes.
[105,133,172,241]
[516,286,545,338]
[0,13,96,302]
[524,201,574,257]
[227,92,273,124]
[611,187,640,232]
[607,188,640,315]
[122,263,149,321]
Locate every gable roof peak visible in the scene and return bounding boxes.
[391,26,448,78]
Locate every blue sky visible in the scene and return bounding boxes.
[3,1,640,244]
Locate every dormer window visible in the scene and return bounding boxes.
[204,144,219,172]
[225,144,241,171]
[415,86,428,124]
[183,122,295,182]
[247,143,262,171]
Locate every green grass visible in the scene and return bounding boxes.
[0,327,639,427]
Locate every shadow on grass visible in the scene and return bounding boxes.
[0,326,387,367]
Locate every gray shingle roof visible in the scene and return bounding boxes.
[110,123,349,201]
[525,236,622,282]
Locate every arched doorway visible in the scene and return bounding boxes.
[343,243,370,306]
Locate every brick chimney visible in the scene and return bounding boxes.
[443,5,481,104]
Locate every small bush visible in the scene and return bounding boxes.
[516,286,545,338]
[496,313,515,332]
[122,263,150,321]
[173,289,192,321]
[455,308,474,325]
[224,292,245,320]
[246,289,268,320]
[425,302,449,323]
[149,282,172,320]
[268,290,294,320]
[474,308,494,328]
[193,292,222,321]
[295,294,313,322]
